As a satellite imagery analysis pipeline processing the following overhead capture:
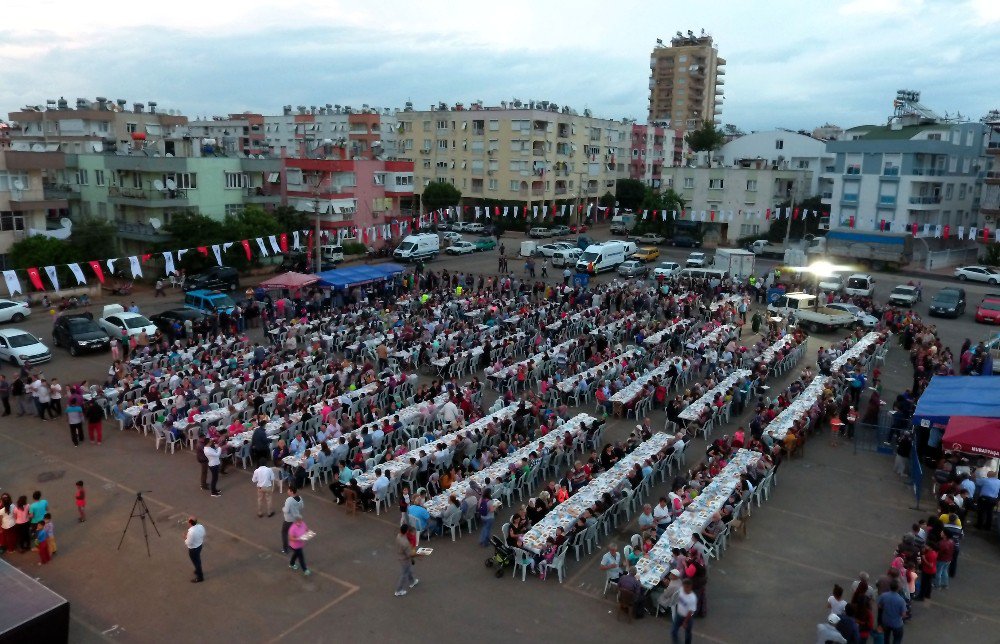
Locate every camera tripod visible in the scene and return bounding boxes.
[117,491,160,557]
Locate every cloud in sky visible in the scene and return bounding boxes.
[1,0,996,131]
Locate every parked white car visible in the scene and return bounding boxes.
[99,304,158,340]
[827,302,879,328]
[0,299,30,323]
[635,233,666,245]
[685,252,711,268]
[446,240,477,255]
[888,285,920,307]
[0,328,51,366]
[954,265,1000,284]
[652,261,682,278]
[441,230,462,243]
[535,242,574,257]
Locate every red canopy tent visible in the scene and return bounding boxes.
[258,271,318,290]
[942,416,1000,459]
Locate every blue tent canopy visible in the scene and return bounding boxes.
[315,263,405,289]
[912,376,1000,430]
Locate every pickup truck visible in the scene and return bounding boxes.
[748,239,787,257]
[766,292,856,332]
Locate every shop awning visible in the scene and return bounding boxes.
[257,271,318,290]
[315,263,405,289]
[943,416,1000,459]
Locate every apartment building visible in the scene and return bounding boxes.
[7,97,188,156]
[979,111,1000,231]
[283,158,414,239]
[262,105,396,160]
[183,113,267,157]
[629,123,683,188]
[0,150,71,268]
[719,130,833,196]
[395,101,630,208]
[823,93,986,233]
[648,32,725,130]
[660,165,813,243]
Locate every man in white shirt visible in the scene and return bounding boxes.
[185,516,206,583]
[251,462,276,518]
[372,468,390,498]
[289,433,307,457]
[672,578,697,644]
[439,399,460,427]
[204,440,222,497]
[653,498,673,536]
[599,544,622,584]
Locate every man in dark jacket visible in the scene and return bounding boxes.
[251,422,270,465]
[196,437,210,490]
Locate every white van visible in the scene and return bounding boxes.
[552,248,582,268]
[575,243,626,274]
[520,241,538,257]
[678,268,727,281]
[393,234,440,262]
[320,244,344,265]
[619,241,638,258]
[844,273,875,297]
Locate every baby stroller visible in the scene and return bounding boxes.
[484,535,514,578]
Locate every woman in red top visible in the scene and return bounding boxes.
[918,545,937,600]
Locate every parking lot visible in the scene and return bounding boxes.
[1,229,999,643]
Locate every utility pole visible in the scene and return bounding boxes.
[574,170,587,240]
[782,178,796,247]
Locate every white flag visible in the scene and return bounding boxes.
[128,256,142,278]
[67,263,86,285]
[268,235,281,254]
[292,231,300,249]
[163,252,176,276]
[107,258,117,275]
[662,211,667,221]
[43,266,59,291]
[958,226,965,239]
[532,206,538,219]
[223,242,234,255]
[970,227,978,241]
[211,245,223,266]
[2,270,21,296]
[560,205,566,216]
[503,207,509,217]
[934,225,942,238]
[542,205,548,218]
[256,238,269,256]
[178,249,188,261]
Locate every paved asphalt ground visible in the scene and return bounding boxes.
[1,227,999,643]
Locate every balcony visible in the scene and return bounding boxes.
[985,171,1000,184]
[103,155,188,172]
[116,222,171,242]
[531,188,545,197]
[821,192,833,199]
[824,165,836,173]
[108,186,189,208]
[533,149,546,157]
[43,183,80,200]
[911,168,945,176]
[987,141,1000,154]
[843,168,861,180]
[881,168,900,180]
[244,186,282,204]
[909,196,942,205]
[878,196,897,206]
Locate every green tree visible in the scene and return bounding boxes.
[162,212,228,273]
[67,217,117,262]
[614,178,646,211]
[273,205,310,232]
[420,181,462,213]
[684,121,726,152]
[599,191,616,209]
[764,195,825,243]
[222,205,282,241]
[633,188,686,237]
[8,235,69,271]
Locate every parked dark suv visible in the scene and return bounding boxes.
[184,266,240,292]
[671,235,702,248]
[52,312,110,356]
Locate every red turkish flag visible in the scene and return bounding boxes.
[911,223,918,237]
[680,210,686,219]
[710,210,715,222]
[880,219,886,231]
[141,253,152,264]
[89,261,105,283]
[793,208,800,220]
[26,267,44,291]
[984,227,990,242]
[494,206,500,216]
[944,225,950,239]
[849,216,855,229]
[766,209,772,220]
[196,246,209,256]
[241,239,252,260]
[279,233,288,252]
[523,205,528,219]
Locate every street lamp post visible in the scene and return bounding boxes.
[308,173,324,273]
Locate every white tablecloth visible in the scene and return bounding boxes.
[766,376,828,439]
[830,332,882,373]
[558,349,639,394]
[678,369,751,421]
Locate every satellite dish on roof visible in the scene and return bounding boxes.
[165,178,177,190]
[153,179,165,191]
[12,179,25,191]
[149,217,162,230]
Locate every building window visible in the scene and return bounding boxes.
[224,172,247,189]
[959,184,967,199]
[437,139,448,150]
[95,170,105,186]
[488,139,499,152]
[489,120,500,131]
[489,179,498,191]
[739,224,760,236]
[174,173,197,189]
[509,180,521,191]
[709,178,724,190]
[76,169,89,185]
[797,160,809,169]
[436,120,448,130]
[131,172,142,189]
[374,173,386,185]
[224,204,244,217]
[683,177,694,189]
[126,123,137,134]
[746,179,757,192]
[0,212,25,231]
[945,184,954,199]
[97,202,107,217]
[775,139,784,150]
[471,178,483,193]
[422,159,431,169]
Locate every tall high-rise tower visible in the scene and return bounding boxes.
[648,31,725,130]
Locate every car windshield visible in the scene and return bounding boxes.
[209,295,236,310]
[837,304,860,315]
[124,316,153,329]
[580,252,598,262]
[8,333,38,348]
[68,319,101,332]
[847,278,869,288]
[980,300,1000,312]
[399,242,414,251]
[934,292,959,303]
[892,287,913,294]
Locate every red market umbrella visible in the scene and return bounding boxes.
[942,416,1000,459]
